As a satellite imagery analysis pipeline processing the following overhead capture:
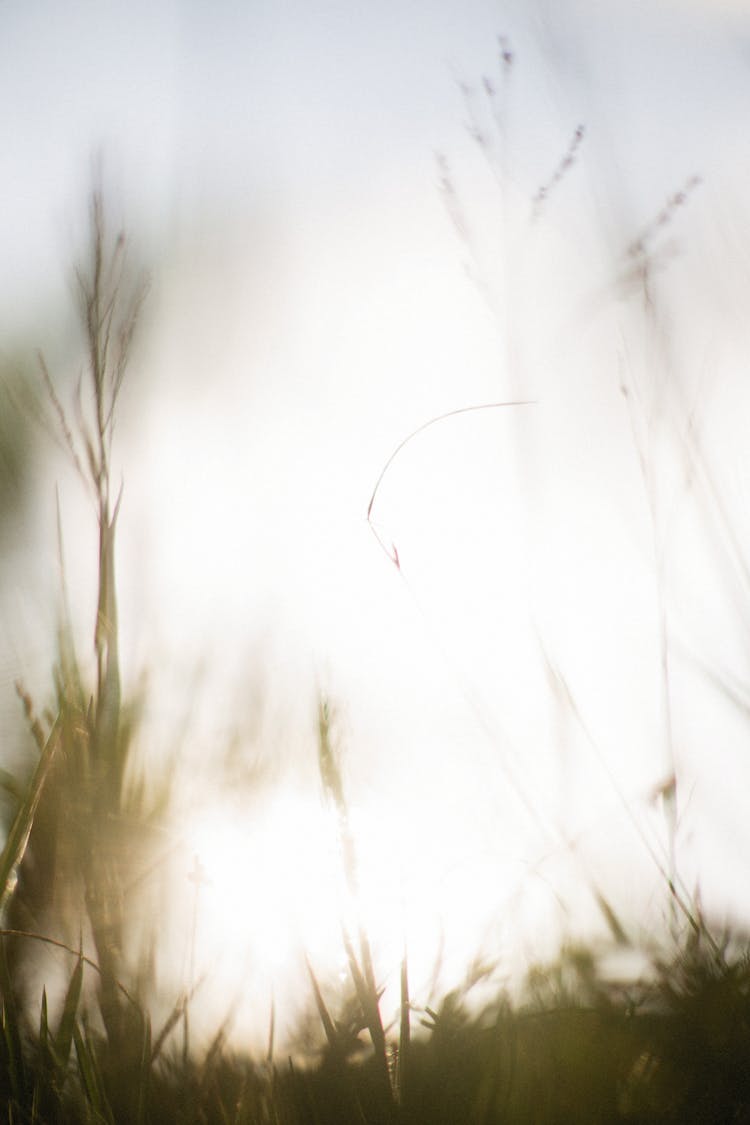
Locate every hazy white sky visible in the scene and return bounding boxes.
[3,0,750,1049]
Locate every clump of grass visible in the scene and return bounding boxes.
[0,186,173,1117]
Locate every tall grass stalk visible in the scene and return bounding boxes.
[5,187,157,1079]
[422,48,723,955]
[316,698,398,1117]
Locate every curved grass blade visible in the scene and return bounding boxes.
[366,399,535,568]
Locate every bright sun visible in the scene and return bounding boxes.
[133,188,691,1055]
[164,767,572,1055]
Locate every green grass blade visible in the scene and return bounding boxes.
[74,1020,115,1125]
[151,995,184,1063]
[136,1012,151,1125]
[1,1004,23,1110]
[398,946,410,1105]
[0,940,25,1103]
[0,717,59,916]
[54,954,84,1069]
[305,958,338,1053]
[38,989,49,1057]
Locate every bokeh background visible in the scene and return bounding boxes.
[2,0,750,1051]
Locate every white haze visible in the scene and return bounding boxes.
[2,0,750,1051]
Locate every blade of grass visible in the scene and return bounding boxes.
[38,989,49,1060]
[0,930,139,1011]
[73,1020,114,1125]
[398,945,410,1105]
[54,954,84,1069]
[0,940,25,1106]
[366,400,535,569]
[305,958,338,1055]
[136,1011,151,1125]
[0,716,60,916]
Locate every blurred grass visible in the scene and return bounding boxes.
[0,367,34,536]
[1,49,750,1122]
[0,906,748,1121]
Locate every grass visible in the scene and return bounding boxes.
[1,46,750,1123]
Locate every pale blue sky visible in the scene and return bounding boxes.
[2,0,748,315]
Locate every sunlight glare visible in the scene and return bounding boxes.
[172,766,573,1052]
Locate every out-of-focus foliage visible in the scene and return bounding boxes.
[0,357,38,539]
[0,915,747,1122]
[0,192,171,1123]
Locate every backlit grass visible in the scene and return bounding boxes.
[2,55,750,1122]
